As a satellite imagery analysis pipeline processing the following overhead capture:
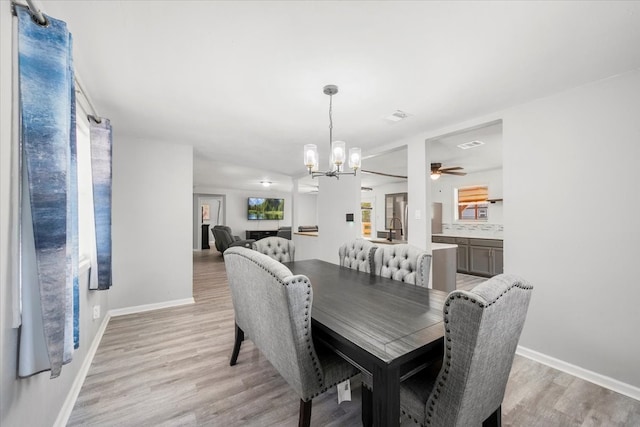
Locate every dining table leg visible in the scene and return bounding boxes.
[372,364,400,427]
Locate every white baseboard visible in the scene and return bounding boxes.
[54,313,111,427]
[516,346,640,401]
[108,297,195,317]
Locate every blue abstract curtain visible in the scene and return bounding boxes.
[69,38,80,350]
[17,6,78,378]
[89,117,113,290]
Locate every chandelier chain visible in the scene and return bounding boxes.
[328,94,333,151]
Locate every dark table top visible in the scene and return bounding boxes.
[284,259,448,364]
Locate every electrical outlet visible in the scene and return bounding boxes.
[92,305,100,320]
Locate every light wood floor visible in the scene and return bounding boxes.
[68,250,640,426]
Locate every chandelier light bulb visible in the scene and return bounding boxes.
[332,141,346,166]
[349,147,361,170]
[304,144,318,169]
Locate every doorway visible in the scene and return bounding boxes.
[193,193,225,250]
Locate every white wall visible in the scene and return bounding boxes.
[296,193,318,228]
[110,138,193,309]
[408,140,430,250]
[316,174,362,264]
[502,69,640,389]
[432,168,503,224]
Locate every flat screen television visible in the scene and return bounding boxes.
[248,197,285,220]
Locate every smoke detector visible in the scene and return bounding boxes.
[384,110,410,122]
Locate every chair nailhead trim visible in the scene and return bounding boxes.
[421,277,532,425]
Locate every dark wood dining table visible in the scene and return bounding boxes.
[283,259,448,427]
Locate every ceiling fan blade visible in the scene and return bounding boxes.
[441,171,467,176]
[361,169,408,179]
[438,166,464,171]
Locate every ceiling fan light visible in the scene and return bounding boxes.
[430,172,441,180]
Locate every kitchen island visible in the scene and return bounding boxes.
[431,242,458,293]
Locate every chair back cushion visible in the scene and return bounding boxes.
[373,244,432,287]
[338,239,377,273]
[252,236,295,263]
[426,274,533,426]
[224,246,324,400]
[212,226,234,252]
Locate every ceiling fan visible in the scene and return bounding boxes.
[431,163,466,180]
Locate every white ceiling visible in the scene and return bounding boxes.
[360,120,503,188]
[42,1,640,192]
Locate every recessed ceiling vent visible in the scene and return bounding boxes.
[457,140,485,150]
[385,110,410,122]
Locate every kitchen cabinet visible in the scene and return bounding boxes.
[469,239,503,277]
[493,248,503,276]
[432,236,503,277]
[455,238,470,273]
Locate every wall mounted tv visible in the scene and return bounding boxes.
[248,197,285,220]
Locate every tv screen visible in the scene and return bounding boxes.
[248,197,285,220]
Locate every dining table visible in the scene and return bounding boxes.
[283,259,448,427]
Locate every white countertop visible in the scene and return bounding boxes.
[432,242,458,250]
[433,233,503,241]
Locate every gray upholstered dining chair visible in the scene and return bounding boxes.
[252,236,295,263]
[373,243,432,287]
[224,246,359,427]
[338,238,377,273]
[384,274,533,427]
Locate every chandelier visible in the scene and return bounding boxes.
[303,85,361,179]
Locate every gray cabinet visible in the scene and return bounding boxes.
[493,248,504,276]
[469,246,492,276]
[469,239,503,277]
[432,236,503,277]
[455,238,469,273]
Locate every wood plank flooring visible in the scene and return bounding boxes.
[455,272,487,291]
[68,250,640,426]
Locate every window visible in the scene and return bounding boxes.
[456,185,489,221]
